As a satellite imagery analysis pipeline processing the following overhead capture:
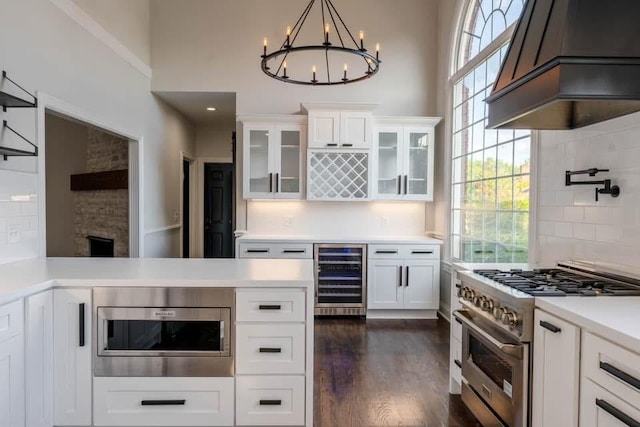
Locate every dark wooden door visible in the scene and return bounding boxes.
[182,159,190,258]
[204,163,234,258]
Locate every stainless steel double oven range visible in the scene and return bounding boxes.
[93,287,234,377]
[454,262,640,427]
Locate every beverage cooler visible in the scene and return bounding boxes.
[314,244,367,316]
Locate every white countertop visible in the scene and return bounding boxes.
[0,258,315,305]
[237,234,444,245]
[536,296,640,354]
[451,262,536,272]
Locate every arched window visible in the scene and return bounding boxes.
[450,0,530,263]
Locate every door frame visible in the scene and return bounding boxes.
[179,152,197,258]
[195,157,233,258]
[36,92,144,257]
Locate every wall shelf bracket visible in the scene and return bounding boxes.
[565,168,620,202]
[0,70,37,112]
[1,120,38,161]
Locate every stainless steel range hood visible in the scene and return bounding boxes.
[486,0,640,130]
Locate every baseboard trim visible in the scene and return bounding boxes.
[366,309,438,320]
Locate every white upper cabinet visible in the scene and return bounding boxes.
[304,103,375,149]
[374,117,441,201]
[241,116,306,200]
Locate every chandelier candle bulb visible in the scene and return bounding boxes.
[359,30,365,50]
[312,65,317,83]
[263,37,267,57]
[283,60,288,78]
[376,43,380,60]
[324,23,330,45]
[343,64,348,81]
[286,26,291,47]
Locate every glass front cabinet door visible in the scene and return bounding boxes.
[242,119,306,199]
[374,119,438,201]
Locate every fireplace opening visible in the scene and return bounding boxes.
[87,236,114,257]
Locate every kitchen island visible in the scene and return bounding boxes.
[0,257,315,427]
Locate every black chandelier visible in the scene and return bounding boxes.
[260,0,381,86]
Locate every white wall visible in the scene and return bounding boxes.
[536,111,640,273]
[245,201,427,237]
[150,0,440,117]
[0,170,38,264]
[195,123,235,159]
[44,114,88,257]
[0,0,194,261]
[72,0,151,66]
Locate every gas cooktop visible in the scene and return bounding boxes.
[473,268,640,297]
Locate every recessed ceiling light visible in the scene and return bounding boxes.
[206,107,216,111]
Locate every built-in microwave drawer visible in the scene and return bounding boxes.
[236,324,305,375]
[93,377,234,426]
[236,375,305,426]
[582,331,640,410]
[236,289,305,323]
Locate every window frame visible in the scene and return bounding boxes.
[446,0,538,264]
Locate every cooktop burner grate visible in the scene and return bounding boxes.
[473,269,640,297]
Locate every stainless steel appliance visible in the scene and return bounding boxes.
[314,244,367,316]
[454,261,640,427]
[94,287,234,377]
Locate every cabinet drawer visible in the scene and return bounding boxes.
[237,324,305,375]
[399,245,439,259]
[239,242,313,259]
[236,376,305,426]
[451,337,462,384]
[580,378,640,427]
[452,311,462,342]
[368,244,440,259]
[94,377,234,426]
[368,244,402,258]
[236,289,306,322]
[0,299,23,343]
[583,331,640,409]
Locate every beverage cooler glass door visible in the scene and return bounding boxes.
[315,245,366,307]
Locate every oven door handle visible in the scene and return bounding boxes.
[453,310,524,360]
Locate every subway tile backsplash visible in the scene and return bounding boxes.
[0,169,39,263]
[536,111,640,273]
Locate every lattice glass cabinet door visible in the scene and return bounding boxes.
[246,126,273,197]
[404,129,433,200]
[376,128,402,198]
[277,128,302,197]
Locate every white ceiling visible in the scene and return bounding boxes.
[154,91,236,125]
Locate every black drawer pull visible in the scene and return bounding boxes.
[376,250,398,254]
[78,303,85,347]
[411,251,433,254]
[342,143,353,147]
[326,143,338,147]
[141,400,186,406]
[259,304,281,310]
[282,249,306,253]
[455,282,462,289]
[246,249,269,253]
[596,399,640,427]
[600,362,640,391]
[454,359,462,369]
[259,399,282,406]
[259,347,282,353]
[539,320,561,333]
[455,317,462,325]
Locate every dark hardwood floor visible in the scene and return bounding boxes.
[314,317,480,427]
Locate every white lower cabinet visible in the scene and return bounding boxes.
[580,378,640,427]
[94,377,234,426]
[26,291,54,427]
[532,309,580,427]
[53,288,92,426]
[236,376,306,426]
[0,299,25,427]
[368,257,439,310]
